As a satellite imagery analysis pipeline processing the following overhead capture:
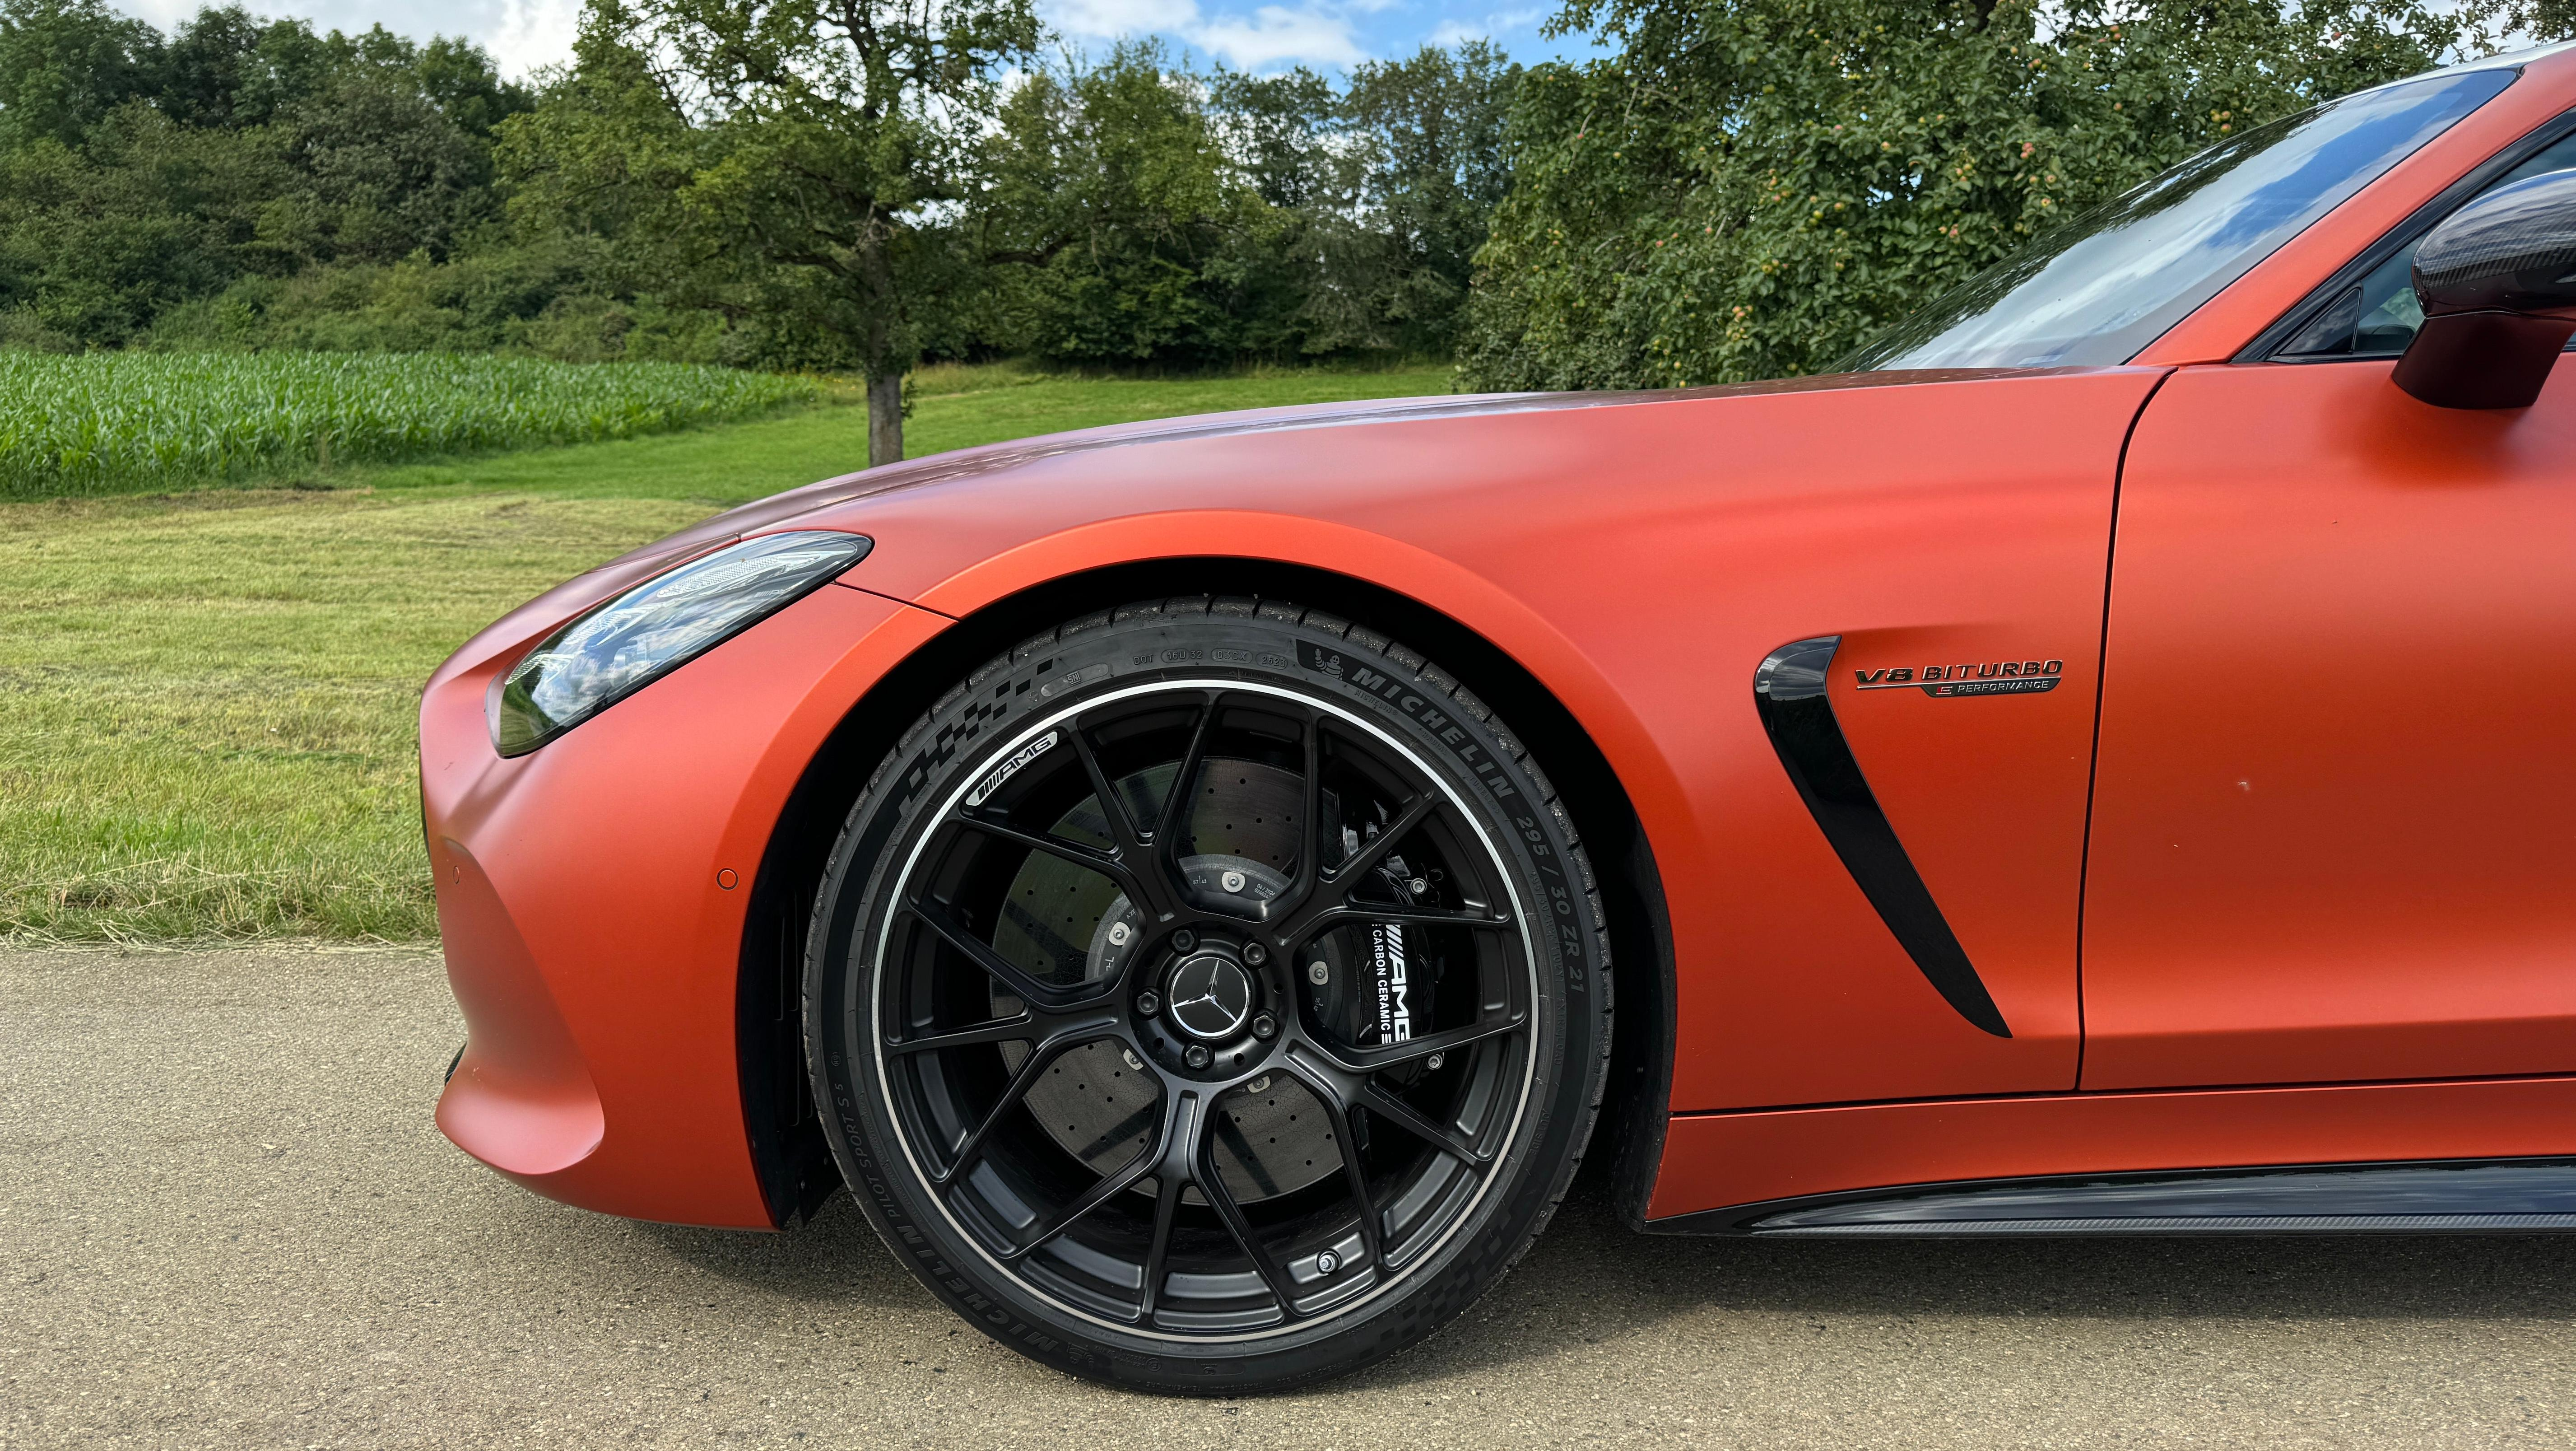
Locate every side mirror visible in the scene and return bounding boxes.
[2394,167,2576,409]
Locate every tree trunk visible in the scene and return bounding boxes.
[866,372,904,467]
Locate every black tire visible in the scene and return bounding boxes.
[805,597,1612,1393]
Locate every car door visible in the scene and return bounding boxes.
[2082,120,2576,1090]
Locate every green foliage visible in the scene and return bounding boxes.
[1459,0,2467,389]
[501,0,1044,464]
[1309,41,1520,355]
[0,0,160,148]
[143,238,733,362]
[0,0,1521,389]
[969,42,1520,365]
[0,1,532,348]
[974,42,1299,364]
[2463,0,2576,45]
[0,350,817,497]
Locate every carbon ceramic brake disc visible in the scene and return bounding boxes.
[995,760,1345,1204]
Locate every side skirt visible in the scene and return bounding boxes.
[1655,1157,2576,1236]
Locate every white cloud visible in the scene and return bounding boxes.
[485,0,582,76]
[119,0,1408,81]
[1045,0,1367,69]
[1189,4,1364,66]
[1427,3,1544,44]
[114,0,581,75]
[1047,0,1202,38]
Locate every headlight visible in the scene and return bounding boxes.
[489,530,873,756]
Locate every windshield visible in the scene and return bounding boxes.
[1844,65,2518,371]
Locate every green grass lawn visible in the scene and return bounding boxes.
[334,361,1457,504]
[0,362,1457,943]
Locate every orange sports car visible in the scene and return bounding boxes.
[422,44,2576,1392]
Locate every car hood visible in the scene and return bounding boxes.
[591,371,2035,579]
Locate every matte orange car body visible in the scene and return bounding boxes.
[422,45,2576,1235]
[2086,360,2576,1090]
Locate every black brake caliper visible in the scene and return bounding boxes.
[1306,810,1436,1068]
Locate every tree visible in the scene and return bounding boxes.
[2464,0,2576,43]
[1458,0,2463,390]
[0,5,529,349]
[965,43,1521,368]
[1305,42,1517,355]
[0,0,162,149]
[972,43,1301,365]
[505,0,1041,464]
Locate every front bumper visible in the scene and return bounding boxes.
[421,577,944,1227]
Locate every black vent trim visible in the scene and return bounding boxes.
[1753,635,2010,1037]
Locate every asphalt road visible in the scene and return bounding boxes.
[9,947,2576,1449]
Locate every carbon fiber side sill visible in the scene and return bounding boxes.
[1753,636,2011,1037]
[1756,1213,2576,1235]
[1646,1157,2576,1236]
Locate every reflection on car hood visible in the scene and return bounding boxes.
[591,369,2043,578]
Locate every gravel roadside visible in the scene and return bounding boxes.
[7,945,2576,1449]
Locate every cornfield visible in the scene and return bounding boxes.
[0,351,821,498]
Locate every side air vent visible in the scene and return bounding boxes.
[1753,635,2009,1037]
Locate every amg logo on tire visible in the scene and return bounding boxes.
[964,730,1056,806]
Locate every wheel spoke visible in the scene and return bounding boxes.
[953,810,1142,897]
[1156,693,1219,850]
[1314,1009,1527,1074]
[906,898,1115,1009]
[1285,1042,1497,1166]
[1269,793,1451,939]
[886,1014,1036,1055]
[1264,707,1329,919]
[1195,1126,1305,1320]
[935,1026,1109,1187]
[1004,1129,1167,1261]
[1137,1159,1186,1325]
[1065,721,1149,859]
[1326,1092,1383,1274]
[1148,692,1225,913]
[1356,1078,1491,1166]
[1304,902,1514,933]
[1325,793,1436,895]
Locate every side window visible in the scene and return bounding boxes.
[2280,127,2576,357]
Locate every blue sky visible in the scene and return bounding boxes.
[113,0,1589,78]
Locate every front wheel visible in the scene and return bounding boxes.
[805,598,1612,1393]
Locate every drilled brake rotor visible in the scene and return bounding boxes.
[992,758,1345,1204]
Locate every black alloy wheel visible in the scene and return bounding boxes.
[806,598,1612,1393]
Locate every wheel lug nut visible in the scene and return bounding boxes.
[1315,1250,1340,1275]
[1243,941,1268,966]
[1184,1044,1211,1069]
[1307,961,1329,985]
[1251,1013,1277,1040]
[1136,990,1160,1016]
[1172,929,1197,952]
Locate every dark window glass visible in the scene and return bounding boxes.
[1845,65,2518,372]
[2278,131,2576,357]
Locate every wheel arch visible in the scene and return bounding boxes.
[735,555,1678,1230]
